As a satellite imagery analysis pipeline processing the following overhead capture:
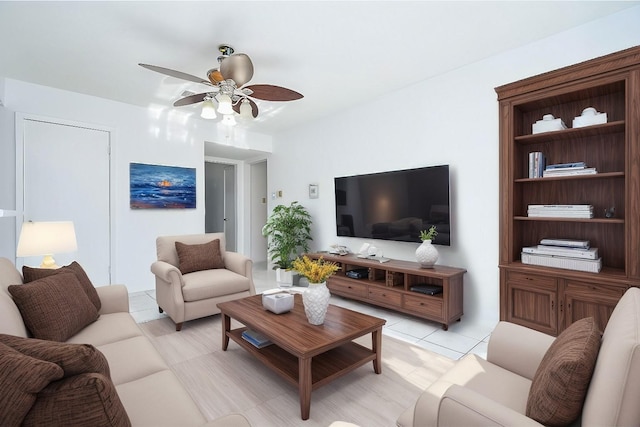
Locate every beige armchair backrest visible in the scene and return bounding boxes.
[156,233,227,268]
[582,286,640,426]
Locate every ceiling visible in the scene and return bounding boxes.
[0,1,637,145]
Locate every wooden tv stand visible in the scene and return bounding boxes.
[308,253,466,330]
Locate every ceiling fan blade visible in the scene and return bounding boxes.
[245,84,303,101]
[139,63,212,86]
[173,93,209,107]
[233,98,259,118]
[220,53,254,87]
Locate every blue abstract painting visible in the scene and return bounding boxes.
[130,163,196,209]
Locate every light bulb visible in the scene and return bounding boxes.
[216,94,234,115]
[200,99,217,119]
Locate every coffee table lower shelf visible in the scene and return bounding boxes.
[228,327,377,390]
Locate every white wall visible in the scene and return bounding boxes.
[267,6,640,324]
[0,80,271,292]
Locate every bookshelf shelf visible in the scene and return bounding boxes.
[496,46,640,336]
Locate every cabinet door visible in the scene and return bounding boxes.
[505,272,558,335]
[563,281,626,333]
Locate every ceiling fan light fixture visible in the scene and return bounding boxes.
[216,94,234,115]
[222,114,237,127]
[239,99,253,119]
[200,98,217,119]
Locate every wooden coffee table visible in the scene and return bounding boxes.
[218,293,386,420]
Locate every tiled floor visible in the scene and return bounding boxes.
[129,263,494,360]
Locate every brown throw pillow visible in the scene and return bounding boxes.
[22,373,131,427]
[0,342,64,427]
[0,334,110,379]
[23,261,101,311]
[526,317,601,426]
[8,273,99,342]
[175,239,224,274]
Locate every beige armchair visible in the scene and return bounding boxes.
[397,287,640,427]
[150,233,255,331]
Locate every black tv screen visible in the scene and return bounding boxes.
[334,165,451,245]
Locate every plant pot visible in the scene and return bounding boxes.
[416,240,439,268]
[302,282,331,325]
[276,268,293,288]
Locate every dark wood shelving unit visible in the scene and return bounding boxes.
[496,45,640,336]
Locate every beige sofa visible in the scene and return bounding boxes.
[0,257,250,427]
[151,233,255,331]
[397,286,640,426]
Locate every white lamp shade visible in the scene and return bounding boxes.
[239,100,253,119]
[17,221,78,262]
[200,99,217,119]
[216,94,234,115]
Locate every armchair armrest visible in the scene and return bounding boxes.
[223,251,252,277]
[487,321,555,380]
[150,260,184,287]
[95,285,129,314]
[438,385,544,427]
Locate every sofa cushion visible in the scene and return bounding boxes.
[8,272,99,341]
[0,342,64,427]
[116,370,207,426]
[182,268,251,302]
[22,261,101,310]
[0,258,29,337]
[175,238,224,274]
[23,373,131,427]
[526,317,601,426]
[66,312,143,347]
[0,334,110,379]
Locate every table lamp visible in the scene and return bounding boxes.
[16,221,78,268]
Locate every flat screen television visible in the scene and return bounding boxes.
[334,165,451,245]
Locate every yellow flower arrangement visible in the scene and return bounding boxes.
[292,255,340,284]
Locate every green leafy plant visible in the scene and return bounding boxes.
[262,201,313,269]
[419,225,438,241]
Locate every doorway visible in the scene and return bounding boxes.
[205,162,236,251]
[16,116,112,283]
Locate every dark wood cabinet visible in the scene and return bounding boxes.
[307,253,466,330]
[496,46,640,335]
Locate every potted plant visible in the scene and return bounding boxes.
[416,225,439,268]
[292,255,340,324]
[419,225,438,242]
[262,201,313,286]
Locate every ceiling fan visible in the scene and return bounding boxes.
[139,45,303,123]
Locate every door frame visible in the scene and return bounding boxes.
[15,113,117,280]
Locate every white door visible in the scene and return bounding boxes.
[19,118,111,284]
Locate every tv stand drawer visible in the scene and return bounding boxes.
[328,280,367,298]
[404,294,443,318]
[368,287,402,305]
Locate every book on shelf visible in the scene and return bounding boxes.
[539,238,590,249]
[528,152,545,178]
[522,245,599,260]
[543,168,597,177]
[241,329,273,349]
[527,212,594,218]
[521,252,602,273]
[527,204,594,218]
[545,162,586,170]
[528,204,592,210]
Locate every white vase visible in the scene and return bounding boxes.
[302,282,331,325]
[416,240,439,268]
